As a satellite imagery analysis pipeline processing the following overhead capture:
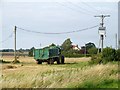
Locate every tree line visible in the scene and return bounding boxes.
[28,38,98,57]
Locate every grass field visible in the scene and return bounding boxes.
[0,56,119,88]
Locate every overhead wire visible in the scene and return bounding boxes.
[16,25,99,35]
[54,2,93,16]
[0,2,100,43]
[80,1,102,14]
[66,1,95,15]
[0,32,13,44]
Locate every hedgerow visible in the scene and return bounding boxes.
[90,47,119,64]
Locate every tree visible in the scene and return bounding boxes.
[61,38,72,51]
[49,43,56,47]
[28,47,35,57]
[85,42,96,51]
[18,48,24,53]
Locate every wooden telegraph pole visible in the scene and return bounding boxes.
[13,26,19,63]
[14,26,17,61]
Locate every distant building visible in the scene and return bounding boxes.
[118,1,120,49]
[72,45,80,50]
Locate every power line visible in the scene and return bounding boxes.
[55,2,93,16]
[81,1,112,14]
[66,1,94,15]
[16,25,99,35]
[0,32,13,44]
[81,2,100,13]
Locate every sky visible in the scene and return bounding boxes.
[1,0,119,49]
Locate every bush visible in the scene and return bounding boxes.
[89,47,119,65]
[102,47,116,64]
[88,47,97,55]
[62,52,84,58]
[89,54,102,65]
[116,49,120,61]
[62,50,91,58]
[28,47,35,57]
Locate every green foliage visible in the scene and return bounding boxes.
[62,53,84,58]
[62,50,91,58]
[90,47,119,65]
[85,42,96,51]
[49,43,56,47]
[61,39,97,58]
[89,53,102,65]
[88,47,97,55]
[102,47,116,64]
[116,49,120,61]
[67,62,118,88]
[1,49,14,52]
[61,38,84,58]
[68,79,118,88]
[61,38,72,51]
[28,47,35,57]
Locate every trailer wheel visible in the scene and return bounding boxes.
[36,60,42,64]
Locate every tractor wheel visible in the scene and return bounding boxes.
[61,55,65,64]
[57,58,60,64]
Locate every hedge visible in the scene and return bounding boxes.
[62,53,91,58]
[90,47,120,64]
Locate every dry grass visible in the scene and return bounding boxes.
[0,56,118,88]
[2,65,17,70]
[1,56,90,63]
[1,56,35,63]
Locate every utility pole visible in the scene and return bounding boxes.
[95,15,110,52]
[14,26,17,62]
[13,26,19,63]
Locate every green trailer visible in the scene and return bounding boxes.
[34,46,64,64]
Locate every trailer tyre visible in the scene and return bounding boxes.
[36,60,42,64]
